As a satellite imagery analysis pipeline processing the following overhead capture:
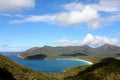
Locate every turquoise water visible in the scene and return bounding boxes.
[7,56,89,73]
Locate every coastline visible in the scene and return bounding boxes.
[16,54,93,65]
[70,58,93,65]
[16,54,25,59]
[56,58,93,65]
[60,58,93,73]
[17,54,93,65]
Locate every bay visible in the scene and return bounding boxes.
[7,56,90,73]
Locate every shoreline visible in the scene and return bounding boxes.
[56,58,93,65]
[59,58,93,73]
[16,54,93,65]
[16,54,25,59]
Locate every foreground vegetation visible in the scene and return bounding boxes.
[65,58,120,80]
[0,54,120,80]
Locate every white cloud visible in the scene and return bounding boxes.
[0,40,29,52]
[95,0,120,12]
[9,0,120,29]
[10,15,56,23]
[0,13,11,17]
[0,0,35,12]
[63,0,120,12]
[63,2,84,11]
[0,44,30,52]
[59,0,120,28]
[55,34,119,47]
[55,6,99,28]
[10,6,99,29]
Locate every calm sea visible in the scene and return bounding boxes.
[7,56,89,73]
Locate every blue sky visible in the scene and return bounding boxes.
[0,0,120,52]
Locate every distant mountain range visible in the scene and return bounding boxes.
[19,44,120,61]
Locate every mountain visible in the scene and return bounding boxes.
[19,45,95,60]
[96,44,120,52]
[19,44,120,61]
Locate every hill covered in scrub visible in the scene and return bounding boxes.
[65,58,120,80]
[19,44,120,62]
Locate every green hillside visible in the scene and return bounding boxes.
[65,58,120,80]
[19,45,94,60]
[19,44,120,63]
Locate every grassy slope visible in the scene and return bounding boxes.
[65,58,120,80]
[63,66,89,78]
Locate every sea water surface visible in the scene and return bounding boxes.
[7,56,90,73]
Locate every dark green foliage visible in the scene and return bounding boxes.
[25,54,47,60]
[0,68,16,80]
[116,54,120,56]
[100,57,117,62]
[66,58,120,80]
[60,53,88,57]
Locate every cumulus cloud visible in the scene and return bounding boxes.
[10,0,120,29]
[94,0,120,12]
[55,34,118,47]
[55,6,99,29]
[63,0,120,12]
[0,0,35,12]
[62,0,120,26]
[10,6,99,29]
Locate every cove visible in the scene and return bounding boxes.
[7,56,92,73]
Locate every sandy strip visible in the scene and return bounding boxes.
[16,54,24,59]
[56,58,93,65]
